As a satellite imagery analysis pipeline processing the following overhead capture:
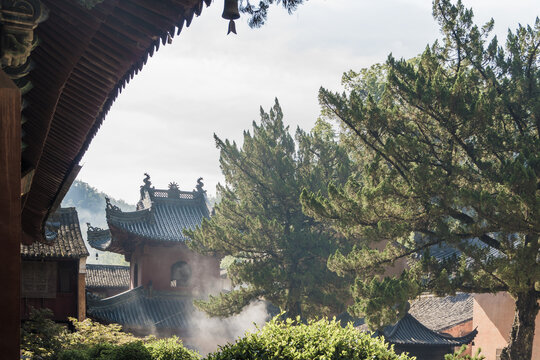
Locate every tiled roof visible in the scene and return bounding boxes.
[377,313,477,346]
[87,226,112,251]
[105,188,209,243]
[427,239,504,263]
[409,293,473,331]
[21,208,89,259]
[86,265,130,289]
[88,287,193,329]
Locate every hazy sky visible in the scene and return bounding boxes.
[78,0,538,204]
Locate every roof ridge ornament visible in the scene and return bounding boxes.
[196,177,205,193]
[140,172,154,199]
[168,181,180,198]
[86,222,104,232]
[105,197,121,212]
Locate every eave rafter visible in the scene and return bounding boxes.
[0,0,212,244]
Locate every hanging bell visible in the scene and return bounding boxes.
[222,0,240,35]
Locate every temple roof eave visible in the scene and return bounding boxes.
[19,0,213,244]
[87,286,194,329]
[379,313,477,347]
[103,187,208,245]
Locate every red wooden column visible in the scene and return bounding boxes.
[0,69,21,359]
[78,258,87,321]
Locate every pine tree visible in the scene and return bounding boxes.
[185,99,352,319]
[301,1,539,359]
[241,0,305,28]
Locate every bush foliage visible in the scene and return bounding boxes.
[146,337,200,360]
[21,308,68,360]
[445,345,485,360]
[206,317,413,360]
[21,309,199,360]
[22,309,413,359]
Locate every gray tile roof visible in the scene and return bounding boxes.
[87,225,112,251]
[21,207,89,259]
[87,287,193,329]
[427,239,504,263]
[409,293,473,331]
[105,191,209,243]
[378,313,477,346]
[86,264,130,289]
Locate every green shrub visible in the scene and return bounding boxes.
[57,348,90,360]
[445,345,485,360]
[21,308,68,360]
[84,343,117,359]
[145,337,200,360]
[205,317,413,360]
[64,317,145,348]
[106,341,152,360]
[58,342,152,360]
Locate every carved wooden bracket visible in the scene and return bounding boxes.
[0,0,48,69]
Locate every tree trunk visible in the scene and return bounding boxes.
[500,289,539,360]
[286,278,302,319]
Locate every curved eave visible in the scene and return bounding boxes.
[21,0,212,244]
[440,327,478,346]
[106,197,207,243]
[87,228,113,251]
[104,223,134,256]
[383,314,478,346]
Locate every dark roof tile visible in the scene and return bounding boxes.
[409,293,473,331]
[88,287,193,329]
[86,264,130,289]
[378,313,477,346]
[21,207,89,259]
[107,196,208,243]
[87,225,112,251]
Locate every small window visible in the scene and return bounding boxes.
[170,261,191,287]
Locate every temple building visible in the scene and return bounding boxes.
[0,1,215,355]
[20,207,89,323]
[86,175,220,342]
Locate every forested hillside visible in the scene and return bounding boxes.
[61,180,135,265]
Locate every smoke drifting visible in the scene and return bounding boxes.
[179,255,271,355]
[186,300,270,355]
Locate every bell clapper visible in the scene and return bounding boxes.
[228,19,237,35]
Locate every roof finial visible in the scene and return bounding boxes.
[105,197,121,211]
[140,173,153,199]
[143,173,152,188]
[196,177,205,192]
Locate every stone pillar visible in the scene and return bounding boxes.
[0,69,21,359]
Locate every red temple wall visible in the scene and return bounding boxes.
[441,320,473,356]
[20,259,81,322]
[130,242,220,294]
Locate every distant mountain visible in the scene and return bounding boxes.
[62,180,135,265]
